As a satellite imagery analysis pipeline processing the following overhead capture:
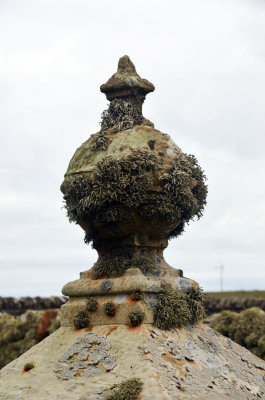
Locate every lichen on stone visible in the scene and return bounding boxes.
[61,173,92,224]
[92,251,157,280]
[54,333,116,380]
[139,153,207,239]
[100,279,113,292]
[186,286,206,324]
[62,147,207,245]
[104,378,143,400]
[128,309,145,326]
[148,139,155,149]
[86,298,98,312]
[104,302,116,316]
[154,287,205,330]
[154,288,191,330]
[100,96,144,132]
[73,311,89,329]
[23,362,34,371]
[90,131,109,151]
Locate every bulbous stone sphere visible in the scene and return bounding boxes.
[61,124,206,246]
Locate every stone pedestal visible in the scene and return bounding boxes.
[1,323,265,399]
[60,263,196,327]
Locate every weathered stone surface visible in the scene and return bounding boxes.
[100,55,155,100]
[1,323,264,399]
[60,267,197,327]
[54,332,116,380]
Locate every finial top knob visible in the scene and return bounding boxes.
[100,55,155,100]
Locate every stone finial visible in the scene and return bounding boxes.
[60,55,208,328]
[100,55,155,100]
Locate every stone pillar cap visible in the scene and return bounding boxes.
[100,55,155,100]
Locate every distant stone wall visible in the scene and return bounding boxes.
[0,296,67,315]
[205,297,265,314]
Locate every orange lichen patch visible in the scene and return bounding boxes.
[56,371,62,375]
[85,325,94,332]
[227,381,237,387]
[127,297,138,304]
[127,324,143,332]
[106,326,118,337]
[162,353,197,377]
[69,353,78,361]
[97,364,106,371]
[252,365,265,376]
[37,309,58,341]
[94,326,111,336]
[74,368,84,377]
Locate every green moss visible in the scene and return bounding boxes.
[91,251,157,279]
[86,298,98,312]
[101,96,144,132]
[73,311,89,329]
[211,307,265,360]
[154,287,205,330]
[104,302,116,316]
[24,362,34,371]
[154,288,191,330]
[104,378,143,400]
[128,309,145,326]
[186,287,206,324]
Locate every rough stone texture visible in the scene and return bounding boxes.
[61,267,198,327]
[100,55,155,100]
[54,333,116,380]
[175,277,193,292]
[100,280,113,293]
[60,295,153,327]
[1,323,264,400]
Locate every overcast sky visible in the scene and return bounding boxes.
[0,0,265,297]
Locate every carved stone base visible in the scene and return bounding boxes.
[61,267,197,326]
[1,324,264,399]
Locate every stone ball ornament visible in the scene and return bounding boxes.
[60,55,208,282]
